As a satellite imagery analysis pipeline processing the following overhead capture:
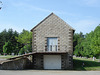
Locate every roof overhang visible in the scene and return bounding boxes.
[35,52,68,55]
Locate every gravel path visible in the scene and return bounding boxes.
[0,70,100,75]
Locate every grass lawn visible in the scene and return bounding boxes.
[0,55,17,59]
[73,57,100,71]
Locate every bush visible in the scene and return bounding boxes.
[19,47,25,55]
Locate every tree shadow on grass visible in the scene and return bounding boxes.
[73,59,100,70]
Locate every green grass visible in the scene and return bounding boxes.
[73,57,100,71]
[0,55,17,59]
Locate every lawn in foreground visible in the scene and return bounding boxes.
[0,55,17,59]
[73,57,100,70]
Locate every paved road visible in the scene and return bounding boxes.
[0,70,100,75]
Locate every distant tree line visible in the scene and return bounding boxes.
[73,24,100,58]
[0,29,32,55]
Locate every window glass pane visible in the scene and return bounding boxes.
[47,37,58,51]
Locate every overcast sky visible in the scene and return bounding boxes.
[0,0,100,34]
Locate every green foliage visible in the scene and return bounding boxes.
[3,41,12,54]
[0,29,7,53]
[3,42,8,53]
[73,32,84,56]
[74,24,100,58]
[16,29,32,54]
[16,29,32,45]
[19,47,25,55]
[0,29,32,55]
[0,29,20,54]
[19,44,32,55]
[82,32,94,57]
[0,29,32,54]
[91,25,100,55]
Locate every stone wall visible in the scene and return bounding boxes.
[32,53,73,70]
[61,54,73,70]
[32,13,74,53]
[32,54,43,69]
[0,57,31,70]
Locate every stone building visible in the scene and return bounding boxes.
[31,13,75,69]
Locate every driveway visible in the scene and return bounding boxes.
[0,70,100,75]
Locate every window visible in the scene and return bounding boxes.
[47,37,58,51]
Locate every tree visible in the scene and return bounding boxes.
[82,25,100,58]
[74,24,100,58]
[73,32,85,56]
[0,29,21,54]
[3,42,8,54]
[3,41,12,54]
[16,29,32,45]
[82,32,94,57]
[91,24,100,57]
[0,29,32,55]
[16,29,32,54]
[0,29,8,54]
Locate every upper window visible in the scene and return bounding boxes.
[47,37,58,51]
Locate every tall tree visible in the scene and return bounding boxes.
[74,24,100,58]
[16,29,32,45]
[82,25,100,57]
[3,41,12,54]
[0,29,20,54]
[0,29,8,54]
[16,29,32,54]
[91,24,100,57]
[82,31,94,57]
[73,32,85,56]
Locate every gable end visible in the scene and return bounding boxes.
[31,13,75,32]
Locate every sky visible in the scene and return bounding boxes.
[0,0,100,34]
